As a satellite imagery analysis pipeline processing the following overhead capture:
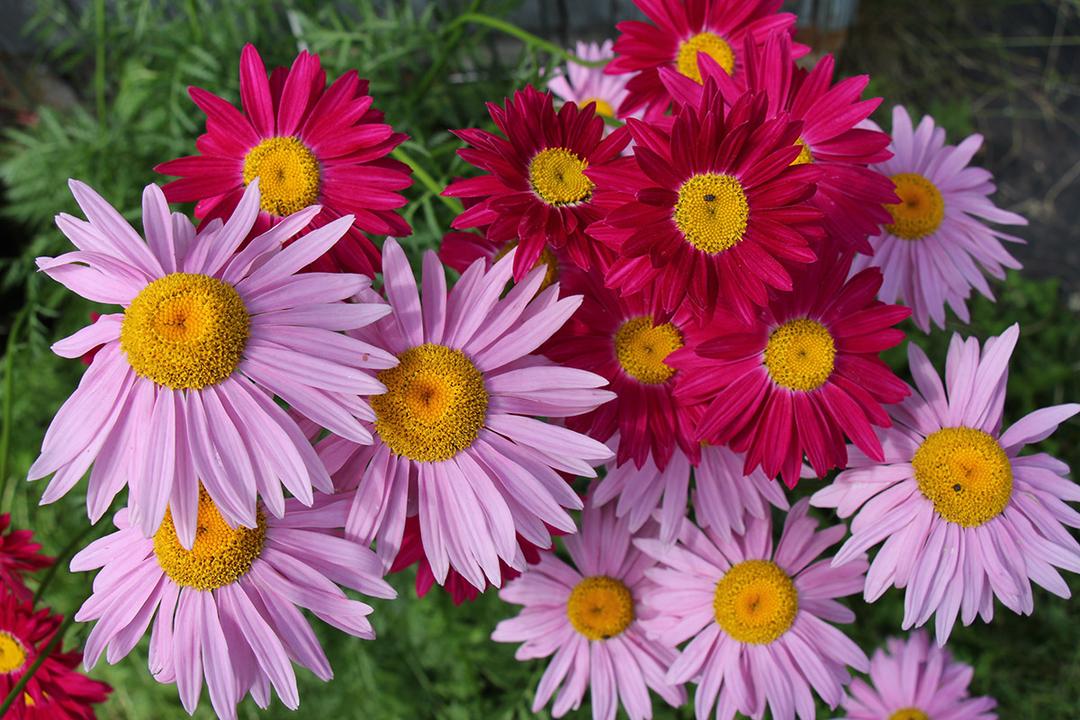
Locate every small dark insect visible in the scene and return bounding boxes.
[953,483,963,492]
[703,193,717,202]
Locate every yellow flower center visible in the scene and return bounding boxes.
[792,137,813,166]
[580,97,615,118]
[153,487,267,591]
[673,173,750,255]
[886,173,945,240]
[120,273,250,390]
[912,427,1013,527]
[763,318,836,392]
[0,632,27,674]
[566,576,634,640]
[713,559,798,644]
[241,136,321,217]
[889,709,930,720]
[613,316,683,385]
[492,240,559,290]
[371,344,489,463]
[529,147,594,206]
[676,31,736,83]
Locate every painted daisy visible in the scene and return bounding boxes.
[30,180,394,543]
[492,494,686,720]
[0,514,52,603]
[321,238,614,590]
[841,631,997,720]
[442,85,632,280]
[812,324,1080,643]
[70,489,394,720]
[547,40,631,122]
[851,106,1027,331]
[637,498,869,720]
[606,0,804,119]
[0,593,111,719]
[671,249,910,487]
[157,44,411,276]
[589,84,823,320]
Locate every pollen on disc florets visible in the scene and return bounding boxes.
[614,316,684,385]
[763,318,836,392]
[673,173,750,255]
[120,272,250,390]
[529,147,594,206]
[713,559,798,644]
[886,172,945,240]
[566,576,635,641]
[0,631,27,674]
[912,426,1013,527]
[153,487,267,591]
[372,343,489,463]
[242,136,321,217]
[676,31,736,83]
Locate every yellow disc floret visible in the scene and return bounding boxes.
[792,137,813,166]
[154,487,267,591]
[567,576,635,640]
[676,31,736,83]
[673,173,750,255]
[242,136,321,217]
[889,709,930,720]
[529,148,594,206]
[614,316,684,385]
[763,318,836,392]
[0,632,27,674]
[120,273,250,390]
[912,426,1013,527]
[886,173,945,240]
[372,343,489,463]
[580,97,615,118]
[713,559,798,644]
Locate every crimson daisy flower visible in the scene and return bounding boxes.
[0,515,52,603]
[670,250,911,487]
[606,0,805,119]
[442,85,631,281]
[589,84,823,320]
[156,44,411,276]
[543,269,697,470]
[662,32,897,254]
[0,593,111,719]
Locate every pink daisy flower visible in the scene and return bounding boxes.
[319,239,614,590]
[636,499,870,720]
[0,514,52,603]
[156,44,411,276]
[30,180,394,542]
[812,324,1080,644]
[851,106,1027,331]
[547,41,631,121]
[606,0,805,119]
[841,631,997,720]
[70,489,394,720]
[671,250,911,488]
[492,494,686,720]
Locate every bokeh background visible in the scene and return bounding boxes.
[0,0,1078,717]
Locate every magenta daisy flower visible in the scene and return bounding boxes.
[0,514,52,603]
[812,324,1080,643]
[156,44,411,276]
[547,41,632,121]
[851,106,1027,331]
[30,180,394,542]
[671,250,911,487]
[606,0,805,119]
[322,239,614,589]
[71,490,393,720]
[492,495,686,720]
[636,499,869,720]
[841,631,997,720]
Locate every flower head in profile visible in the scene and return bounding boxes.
[71,491,394,720]
[31,180,393,542]
[547,40,632,122]
[841,631,997,720]
[0,514,52,602]
[157,44,411,276]
[852,106,1027,331]
[493,495,686,720]
[637,499,869,720]
[813,324,1080,643]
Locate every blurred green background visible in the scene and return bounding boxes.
[0,0,1078,717]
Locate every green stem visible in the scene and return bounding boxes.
[0,613,76,716]
[0,308,28,513]
[448,12,609,67]
[391,147,463,215]
[93,0,106,123]
[408,0,483,107]
[33,522,101,606]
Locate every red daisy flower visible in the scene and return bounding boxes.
[0,516,51,603]
[606,0,805,119]
[589,84,823,321]
[542,269,697,470]
[156,43,411,276]
[442,85,631,281]
[662,32,897,254]
[670,250,911,487]
[0,594,111,719]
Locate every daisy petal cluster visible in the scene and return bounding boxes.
[0,514,52,602]
[547,41,632,122]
